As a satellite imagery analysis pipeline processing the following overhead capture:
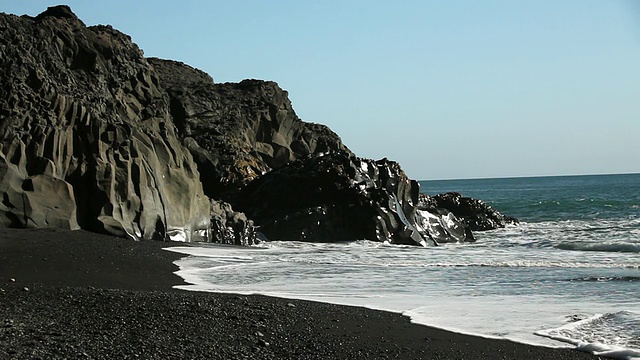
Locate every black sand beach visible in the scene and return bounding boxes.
[1,229,601,359]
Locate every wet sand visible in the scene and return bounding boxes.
[0,228,601,359]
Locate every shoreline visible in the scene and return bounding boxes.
[0,228,600,359]
[165,243,572,350]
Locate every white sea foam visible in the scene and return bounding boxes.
[536,312,640,359]
[165,245,257,259]
[268,257,640,269]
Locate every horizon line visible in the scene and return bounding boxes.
[420,171,640,182]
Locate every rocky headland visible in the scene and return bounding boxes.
[0,5,517,246]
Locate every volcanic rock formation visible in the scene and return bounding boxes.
[0,6,516,245]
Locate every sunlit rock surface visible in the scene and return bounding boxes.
[415,210,473,244]
[0,6,210,240]
[419,192,519,231]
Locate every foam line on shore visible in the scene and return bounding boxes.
[535,314,640,360]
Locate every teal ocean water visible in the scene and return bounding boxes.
[424,173,639,223]
[168,173,640,359]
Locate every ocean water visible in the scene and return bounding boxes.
[167,173,640,359]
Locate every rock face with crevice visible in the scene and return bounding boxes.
[0,6,210,241]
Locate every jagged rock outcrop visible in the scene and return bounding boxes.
[210,199,256,246]
[0,6,210,240]
[149,58,351,198]
[419,192,519,231]
[230,152,470,245]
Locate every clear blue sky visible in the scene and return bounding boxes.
[4,1,639,180]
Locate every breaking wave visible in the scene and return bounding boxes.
[555,242,640,253]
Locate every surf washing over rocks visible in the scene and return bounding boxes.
[168,174,640,359]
